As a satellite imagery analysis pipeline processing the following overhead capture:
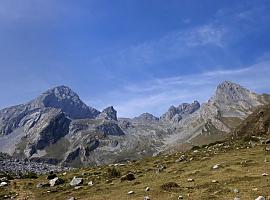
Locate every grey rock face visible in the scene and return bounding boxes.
[96,122,125,136]
[0,86,99,136]
[97,106,117,121]
[24,109,71,157]
[133,113,159,122]
[70,177,83,186]
[49,177,65,187]
[0,81,269,168]
[30,86,100,119]
[161,101,200,122]
[0,104,28,135]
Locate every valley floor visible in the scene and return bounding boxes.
[1,143,270,200]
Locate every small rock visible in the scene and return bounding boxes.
[47,174,57,180]
[156,164,166,173]
[121,173,136,182]
[262,173,268,176]
[252,188,259,191]
[178,195,183,199]
[67,197,76,200]
[106,179,112,183]
[212,180,218,183]
[0,182,8,187]
[128,191,134,195]
[187,178,194,182]
[175,155,186,163]
[49,177,65,187]
[263,139,270,144]
[63,172,67,176]
[88,181,93,186]
[145,187,150,191]
[233,188,239,193]
[70,177,83,186]
[212,164,220,169]
[49,177,64,187]
[201,157,210,161]
[74,186,83,190]
[144,196,150,200]
[36,182,50,188]
[255,197,265,200]
[0,177,8,182]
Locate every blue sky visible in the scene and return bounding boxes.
[0,0,270,117]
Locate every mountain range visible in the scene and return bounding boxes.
[0,81,269,167]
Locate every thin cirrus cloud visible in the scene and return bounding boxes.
[99,59,270,118]
[91,24,226,71]
[85,1,270,118]
[90,1,270,76]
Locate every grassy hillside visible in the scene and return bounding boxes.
[1,104,270,200]
[1,140,269,200]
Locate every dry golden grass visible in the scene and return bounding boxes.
[1,142,269,200]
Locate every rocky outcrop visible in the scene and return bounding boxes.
[161,101,200,122]
[97,106,117,121]
[29,86,100,119]
[96,122,125,136]
[233,103,270,139]
[133,113,159,122]
[23,108,71,157]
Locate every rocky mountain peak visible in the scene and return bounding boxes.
[216,81,250,97]
[97,106,117,121]
[30,86,100,119]
[212,81,259,106]
[161,101,200,122]
[133,113,159,122]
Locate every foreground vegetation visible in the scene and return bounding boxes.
[0,139,269,200]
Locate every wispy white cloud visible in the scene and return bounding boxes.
[91,24,226,70]
[92,59,270,118]
[85,2,270,118]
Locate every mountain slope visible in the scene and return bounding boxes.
[0,81,269,167]
[2,103,270,200]
[233,103,270,140]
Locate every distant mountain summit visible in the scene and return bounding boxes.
[133,113,159,122]
[30,86,100,119]
[0,81,269,167]
[97,106,118,121]
[161,101,200,122]
[212,81,261,112]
